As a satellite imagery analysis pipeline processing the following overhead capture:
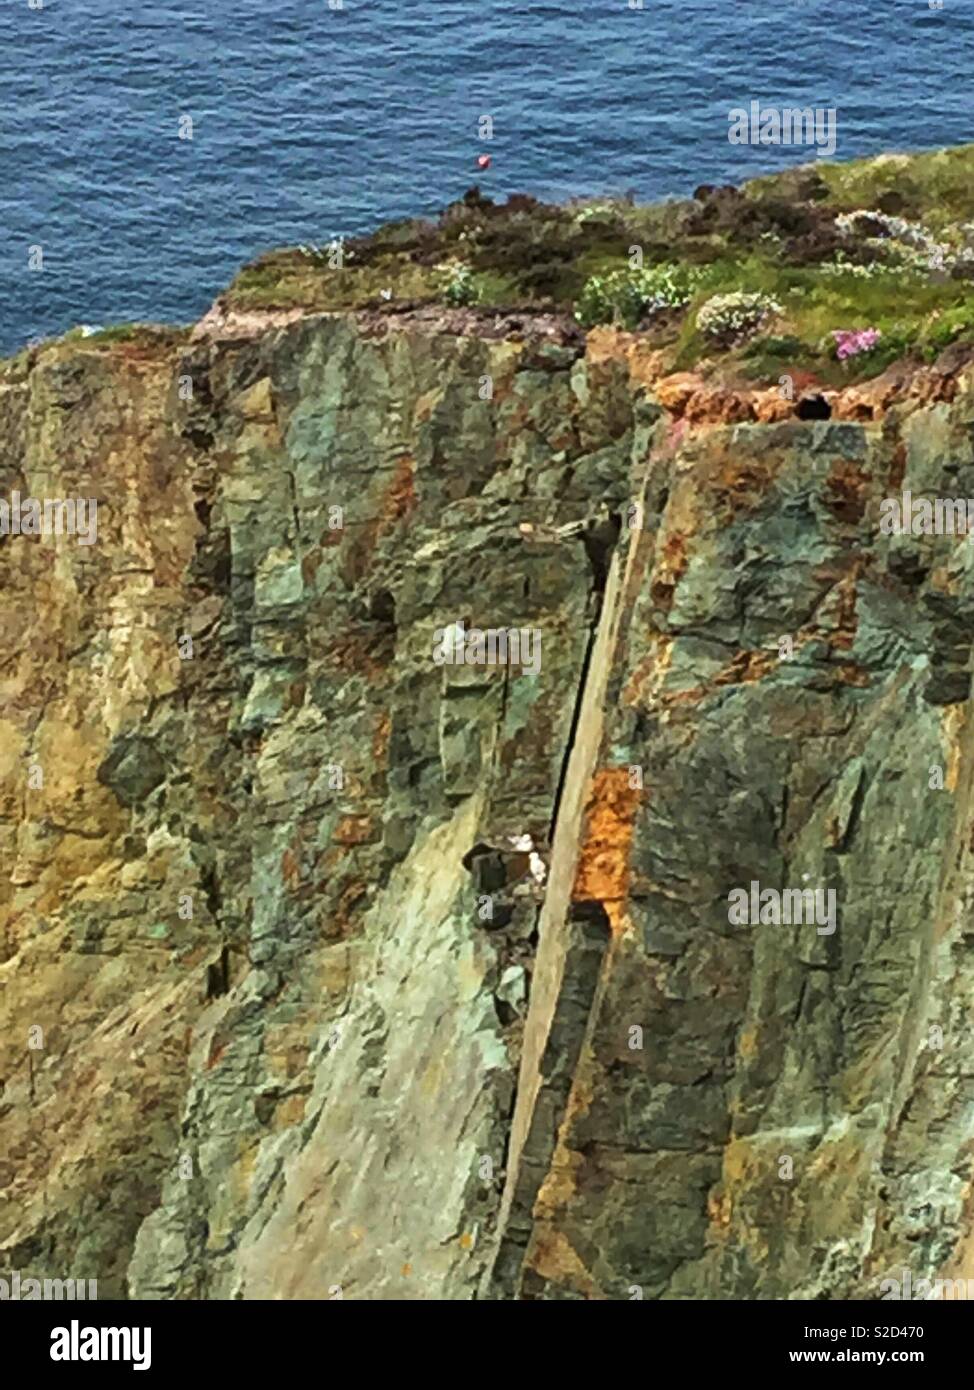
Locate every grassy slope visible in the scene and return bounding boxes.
[10,145,974,387]
[220,142,974,385]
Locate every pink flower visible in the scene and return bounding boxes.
[832,328,882,360]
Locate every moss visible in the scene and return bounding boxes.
[227,246,445,312]
[85,323,189,350]
[1,322,188,369]
[812,144,974,228]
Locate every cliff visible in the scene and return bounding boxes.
[4,146,974,1300]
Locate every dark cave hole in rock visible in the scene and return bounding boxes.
[205,946,230,999]
[569,898,613,943]
[796,394,832,421]
[494,995,518,1026]
[369,588,397,628]
[582,512,623,595]
[462,842,508,895]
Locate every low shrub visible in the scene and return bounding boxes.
[442,264,480,307]
[696,290,782,345]
[575,263,701,329]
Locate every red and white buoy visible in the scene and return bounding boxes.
[477,154,491,169]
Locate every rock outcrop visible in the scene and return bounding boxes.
[5,236,974,1301]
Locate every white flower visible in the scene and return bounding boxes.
[834,209,972,275]
[696,291,782,342]
[442,263,479,307]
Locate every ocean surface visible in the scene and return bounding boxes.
[2,0,972,355]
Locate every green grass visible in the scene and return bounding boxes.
[813,145,974,228]
[227,247,447,311]
[84,323,189,348]
[652,245,974,382]
[1,322,189,373]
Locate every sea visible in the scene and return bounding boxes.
[1,0,972,355]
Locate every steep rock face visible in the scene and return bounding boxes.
[505,376,974,1300]
[3,311,974,1300]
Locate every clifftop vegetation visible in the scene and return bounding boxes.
[12,144,974,391]
[222,144,974,385]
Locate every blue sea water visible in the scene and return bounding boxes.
[1,0,972,355]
